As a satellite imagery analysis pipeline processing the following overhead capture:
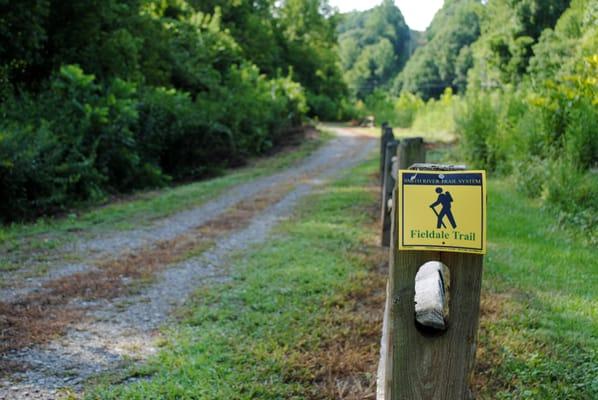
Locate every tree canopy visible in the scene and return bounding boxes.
[394,0,483,99]
[0,0,346,222]
[337,0,412,99]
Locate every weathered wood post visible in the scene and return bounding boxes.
[381,136,425,247]
[380,124,395,185]
[397,137,425,169]
[379,164,486,400]
[381,140,399,247]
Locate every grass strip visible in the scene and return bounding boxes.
[87,157,385,399]
[474,178,597,399]
[0,183,294,356]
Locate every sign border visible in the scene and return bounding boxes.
[397,170,486,254]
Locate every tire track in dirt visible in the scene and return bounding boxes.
[0,127,376,399]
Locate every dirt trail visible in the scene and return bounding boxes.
[1,127,367,304]
[0,126,376,399]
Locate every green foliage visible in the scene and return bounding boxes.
[455,92,501,171]
[482,178,597,398]
[411,88,459,137]
[394,92,425,128]
[456,53,597,231]
[362,89,397,126]
[0,0,49,92]
[467,0,571,89]
[0,65,166,221]
[545,162,598,237]
[0,122,66,220]
[528,0,597,83]
[0,0,345,222]
[396,0,483,99]
[0,130,328,260]
[338,0,411,98]
[361,88,458,139]
[444,0,597,233]
[360,89,424,128]
[0,60,308,223]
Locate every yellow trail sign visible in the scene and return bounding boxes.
[397,170,486,254]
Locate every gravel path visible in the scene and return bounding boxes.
[0,126,376,399]
[1,128,369,304]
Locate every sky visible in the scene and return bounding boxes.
[328,0,444,31]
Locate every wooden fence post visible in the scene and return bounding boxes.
[381,140,399,247]
[382,164,484,400]
[380,125,395,185]
[397,137,425,169]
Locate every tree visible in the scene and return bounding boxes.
[466,0,571,88]
[338,0,411,98]
[395,0,483,99]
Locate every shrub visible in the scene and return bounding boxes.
[454,54,597,236]
[411,88,458,136]
[455,92,499,171]
[48,65,168,192]
[137,86,217,180]
[512,158,549,198]
[0,122,77,222]
[545,162,598,243]
[363,89,396,126]
[307,92,339,121]
[0,62,307,222]
[394,92,424,128]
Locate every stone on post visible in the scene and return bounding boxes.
[414,261,449,330]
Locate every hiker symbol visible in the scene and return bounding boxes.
[429,187,457,229]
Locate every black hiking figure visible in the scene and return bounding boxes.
[429,187,457,229]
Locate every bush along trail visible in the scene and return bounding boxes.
[0,126,376,399]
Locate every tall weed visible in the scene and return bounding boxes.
[454,92,499,171]
[411,89,458,138]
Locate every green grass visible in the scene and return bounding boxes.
[417,132,596,398]
[0,132,330,257]
[478,177,597,399]
[37,132,593,399]
[86,155,379,399]
[346,123,455,143]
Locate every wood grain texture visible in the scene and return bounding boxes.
[377,279,391,400]
[381,141,399,247]
[385,164,484,400]
[382,186,399,398]
[380,126,395,184]
[389,251,483,399]
[397,137,425,170]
